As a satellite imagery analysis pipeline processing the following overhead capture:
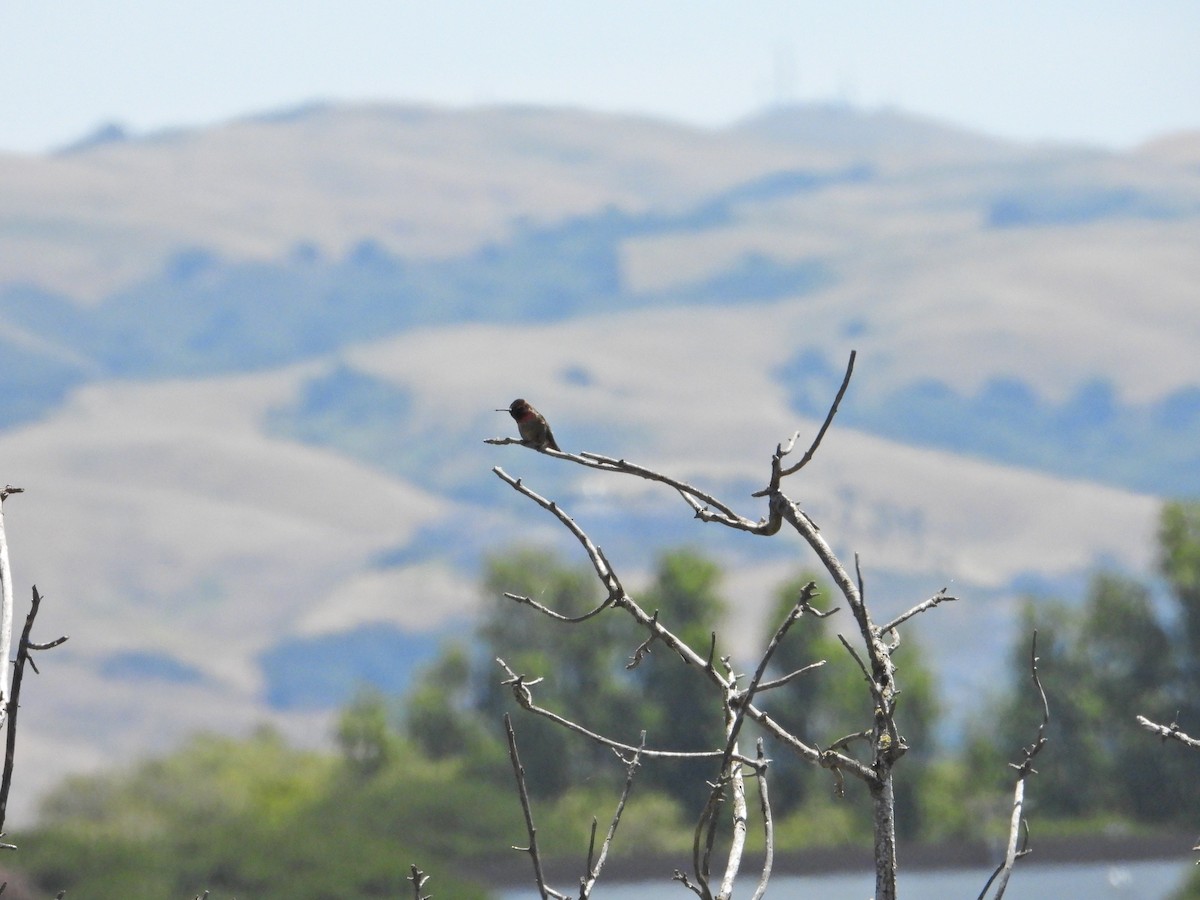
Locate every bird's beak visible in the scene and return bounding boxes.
[495,408,508,412]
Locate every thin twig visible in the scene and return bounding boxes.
[880,590,959,638]
[577,452,752,525]
[736,583,821,713]
[407,865,430,900]
[979,631,1048,900]
[836,634,887,715]
[504,714,568,900]
[1,586,68,834]
[754,660,826,693]
[749,740,774,900]
[779,350,856,477]
[497,660,750,764]
[1136,715,1200,750]
[493,468,625,599]
[672,868,705,898]
[626,612,660,669]
[580,735,646,898]
[503,591,613,625]
[484,436,568,456]
[693,774,724,900]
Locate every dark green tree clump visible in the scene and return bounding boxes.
[970,500,1200,836]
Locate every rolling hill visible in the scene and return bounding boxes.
[0,101,1197,819]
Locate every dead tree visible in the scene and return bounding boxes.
[0,486,69,840]
[486,351,1026,899]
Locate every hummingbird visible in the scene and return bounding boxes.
[498,398,560,451]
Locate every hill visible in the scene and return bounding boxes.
[0,101,1196,819]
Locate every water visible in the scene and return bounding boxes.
[501,859,1192,898]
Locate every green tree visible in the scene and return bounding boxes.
[1160,500,1200,702]
[19,728,505,899]
[400,547,657,797]
[336,688,401,776]
[404,546,737,807]
[978,568,1184,827]
[629,548,730,805]
[1152,500,1200,827]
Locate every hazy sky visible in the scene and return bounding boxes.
[3,1,1198,154]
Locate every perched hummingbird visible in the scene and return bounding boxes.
[498,398,560,451]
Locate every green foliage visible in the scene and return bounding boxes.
[974,528,1200,831]
[476,548,653,795]
[32,520,1200,895]
[407,546,738,808]
[1176,864,1200,899]
[629,549,730,804]
[17,727,500,899]
[336,688,402,776]
[1160,499,1200,685]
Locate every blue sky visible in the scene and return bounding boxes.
[2,1,1198,154]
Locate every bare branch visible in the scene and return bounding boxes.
[778,350,856,478]
[504,714,568,900]
[672,868,705,898]
[625,612,660,669]
[406,865,431,900]
[754,660,826,693]
[493,467,625,599]
[716,662,751,899]
[576,452,758,529]
[752,350,856,501]
[580,735,646,898]
[502,591,613,625]
[979,632,1049,900]
[1136,715,1200,751]
[749,740,774,900]
[736,582,822,711]
[484,436,568,456]
[693,775,723,900]
[489,432,762,531]
[497,659,749,764]
[826,730,873,753]
[836,634,887,714]
[880,589,959,638]
[489,479,867,780]
[1,586,68,834]
[490,479,742,686]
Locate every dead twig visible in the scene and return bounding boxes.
[406,866,430,900]
[504,714,569,900]
[749,740,774,900]
[1136,715,1200,751]
[978,631,1049,900]
[879,589,959,640]
[580,735,645,898]
[497,660,751,765]
[1,586,68,835]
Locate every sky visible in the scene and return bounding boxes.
[2,1,1198,155]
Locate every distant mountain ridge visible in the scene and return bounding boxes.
[0,100,1196,819]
